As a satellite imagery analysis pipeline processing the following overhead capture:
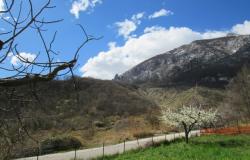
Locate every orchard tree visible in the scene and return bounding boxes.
[162,105,217,143]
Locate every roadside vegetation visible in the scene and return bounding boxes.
[97,134,250,160]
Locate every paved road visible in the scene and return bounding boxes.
[16,130,200,160]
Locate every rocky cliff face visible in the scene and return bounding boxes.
[115,35,250,86]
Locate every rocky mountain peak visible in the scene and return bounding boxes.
[114,35,250,86]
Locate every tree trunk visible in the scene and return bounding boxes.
[184,129,189,143]
[182,122,189,144]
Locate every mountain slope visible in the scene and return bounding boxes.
[115,35,250,86]
[0,78,156,130]
[1,78,159,158]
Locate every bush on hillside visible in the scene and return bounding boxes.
[40,136,82,154]
[133,131,154,139]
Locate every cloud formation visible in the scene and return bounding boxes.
[70,0,102,19]
[10,52,36,66]
[232,20,250,35]
[0,0,4,12]
[0,0,5,17]
[115,12,144,39]
[80,20,250,80]
[149,9,173,19]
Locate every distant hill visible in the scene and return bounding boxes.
[115,35,250,87]
[0,78,156,131]
[0,78,159,158]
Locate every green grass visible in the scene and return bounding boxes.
[97,134,250,160]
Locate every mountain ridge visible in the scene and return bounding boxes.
[115,35,250,87]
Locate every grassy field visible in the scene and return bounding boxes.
[97,134,250,160]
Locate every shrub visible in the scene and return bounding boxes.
[133,131,154,139]
[94,121,105,128]
[40,136,82,154]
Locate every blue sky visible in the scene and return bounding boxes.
[1,0,250,79]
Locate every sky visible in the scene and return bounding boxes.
[1,0,250,79]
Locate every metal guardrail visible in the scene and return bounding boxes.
[16,130,200,160]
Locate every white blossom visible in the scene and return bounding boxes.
[161,105,217,143]
[162,105,217,127]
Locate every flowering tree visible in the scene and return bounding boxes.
[162,105,217,143]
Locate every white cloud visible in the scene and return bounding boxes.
[10,52,36,66]
[108,42,116,50]
[132,12,144,22]
[115,12,144,39]
[232,20,250,35]
[0,0,4,12]
[116,19,137,39]
[70,0,102,19]
[0,0,5,18]
[144,26,166,33]
[80,20,250,80]
[202,30,229,39]
[149,9,173,19]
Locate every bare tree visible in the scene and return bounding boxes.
[225,66,250,121]
[0,0,99,158]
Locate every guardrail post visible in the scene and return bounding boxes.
[123,140,126,153]
[102,142,105,159]
[36,147,39,160]
[74,147,77,160]
[152,136,154,145]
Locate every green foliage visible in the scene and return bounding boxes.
[98,134,250,160]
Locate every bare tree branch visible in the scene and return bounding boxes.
[0,1,100,158]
